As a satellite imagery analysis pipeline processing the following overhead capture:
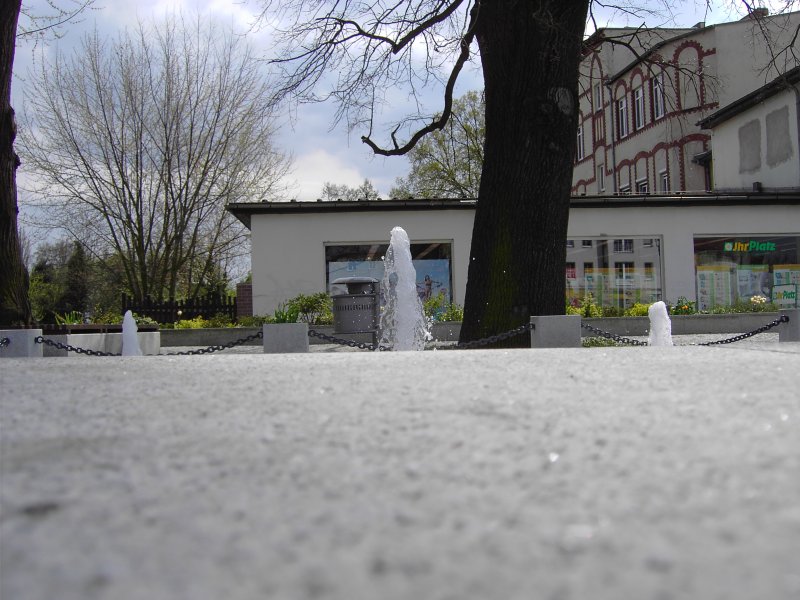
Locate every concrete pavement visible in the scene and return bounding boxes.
[2,344,799,600]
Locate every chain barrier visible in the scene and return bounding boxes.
[307,329,389,351]
[697,314,789,346]
[453,322,535,349]
[29,330,264,357]
[581,314,790,347]
[35,336,120,356]
[581,323,648,346]
[0,337,10,349]
[162,330,264,355]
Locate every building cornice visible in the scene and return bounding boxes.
[227,193,800,229]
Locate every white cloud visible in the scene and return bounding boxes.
[282,150,367,201]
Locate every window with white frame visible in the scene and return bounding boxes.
[636,178,649,194]
[593,83,602,111]
[613,239,635,253]
[617,97,629,138]
[576,123,584,161]
[659,170,668,192]
[652,74,665,119]
[634,87,645,130]
[597,164,605,191]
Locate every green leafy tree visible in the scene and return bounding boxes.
[60,241,89,315]
[321,179,380,201]
[391,91,484,199]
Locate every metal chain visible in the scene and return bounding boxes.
[0,337,10,349]
[35,336,121,356]
[581,322,648,346]
[307,329,389,351]
[32,329,264,356]
[163,330,264,355]
[698,314,789,346]
[454,322,535,349]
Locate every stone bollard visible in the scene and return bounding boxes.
[529,315,582,348]
[263,323,309,353]
[0,329,44,358]
[778,309,799,342]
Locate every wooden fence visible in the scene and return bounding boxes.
[122,294,237,324]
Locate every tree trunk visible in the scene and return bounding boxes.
[460,0,589,347]
[0,0,31,327]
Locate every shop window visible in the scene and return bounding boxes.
[567,236,663,310]
[325,241,453,303]
[693,236,799,310]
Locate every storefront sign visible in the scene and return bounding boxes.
[772,284,798,307]
[723,240,777,253]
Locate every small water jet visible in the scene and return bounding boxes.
[122,310,143,356]
[647,301,673,346]
[379,227,430,351]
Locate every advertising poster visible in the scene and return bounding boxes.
[696,265,734,310]
[773,264,800,286]
[328,259,452,303]
[736,264,770,301]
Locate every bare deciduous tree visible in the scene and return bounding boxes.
[20,13,291,303]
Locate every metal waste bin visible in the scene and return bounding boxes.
[331,277,380,344]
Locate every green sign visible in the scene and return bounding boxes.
[772,284,798,307]
[724,240,777,253]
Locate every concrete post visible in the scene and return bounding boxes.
[529,316,582,348]
[778,309,799,342]
[263,323,309,353]
[0,329,44,358]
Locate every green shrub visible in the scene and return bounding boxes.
[285,292,333,324]
[272,303,300,323]
[576,294,603,318]
[237,315,274,327]
[54,310,84,325]
[624,302,651,317]
[423,294,464,322]
[670,296,696,315]
[175,316,208,329]
[601,305,625,318]
[205,313,234,328]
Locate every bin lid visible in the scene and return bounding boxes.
[332,277,378,284]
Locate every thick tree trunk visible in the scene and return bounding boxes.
[460,0,589,347]
[0,0,31,327]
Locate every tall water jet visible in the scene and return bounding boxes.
[379,227,430,351]
[648,301,673,346]
[122,310,143,356]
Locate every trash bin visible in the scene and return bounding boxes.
[331,277,380,344]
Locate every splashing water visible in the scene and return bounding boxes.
[379,227,430,351]
[647,301,673,346]
[122,310,143,356]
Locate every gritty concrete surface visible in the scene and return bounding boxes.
[1,344,799,600]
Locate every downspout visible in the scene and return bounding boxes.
[605,78,618,193]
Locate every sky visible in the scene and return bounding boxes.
[12,0,759,204]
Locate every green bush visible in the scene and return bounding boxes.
[423,294,464,322]
[574,294,602,318]
[205,313,234,328]
[175,316,208,329]
[272,303,300,323]
[601,305,625,318]
[55,310,84,325]
[237,315,274,327]
[624,302,651,317]
[670,296,696,315]
[285,292,333,324]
